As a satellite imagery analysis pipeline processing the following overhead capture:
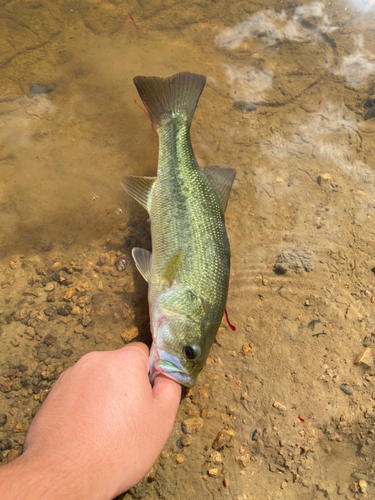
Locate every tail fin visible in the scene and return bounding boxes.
[133,72,206,128]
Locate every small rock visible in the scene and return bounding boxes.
[175,454,184,464]
[182,417,204,434]
[354,348,374,368]
[43,334,56,346]
[273,401,286,411]
[12,379,21,391]
[317,173,332,185]
[211,451,222,464]
[0,414,7,426]
[74,324,84,334]
[181,434,192,447]
[44,282,55,292]
[120,327,139,343]
[235,453,250,468]
[6,449,20,463]
[82,315,92,327]
[358,479,367,493]
[241,342,251,356]
[46,292,55,302]
[51,262,62,270]
[340,383,353,396]
[25,327,35,338]
[71,306,81,315]
[63,288,75,301]
[208,468,218,477]
[97,281,104,291]
[61,349,73,357]
[29,83,55,95]
[11,336,20,347]
[337,481,349,495]
[14,422,22,433]
[212,432,225,450]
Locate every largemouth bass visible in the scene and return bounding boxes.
[122,72,235,387]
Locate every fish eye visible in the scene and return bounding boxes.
[183,345,200,360]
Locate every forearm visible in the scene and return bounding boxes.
[0,453,97,500]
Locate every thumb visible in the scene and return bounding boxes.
[152,374,181,410]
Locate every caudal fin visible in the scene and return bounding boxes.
[133,72,206,128]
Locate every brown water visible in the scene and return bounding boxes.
[2,0,375,498]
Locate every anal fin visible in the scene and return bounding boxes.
[121,176,156,213]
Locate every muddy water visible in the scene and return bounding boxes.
[1,0,375,499]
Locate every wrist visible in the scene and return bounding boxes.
[0,451,104,500]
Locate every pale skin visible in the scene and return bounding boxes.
[0,343,181,500]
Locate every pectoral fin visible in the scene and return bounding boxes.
[201,167,236,213]
[121,176,156,213]
[132,247,152,282]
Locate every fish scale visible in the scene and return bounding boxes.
[122,72,236,387]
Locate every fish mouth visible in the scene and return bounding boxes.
[149,349,194,388]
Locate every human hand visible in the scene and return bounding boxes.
[0,343,181,500]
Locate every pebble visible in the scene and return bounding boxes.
[273,401,286,411]
[358,479,367,493]
[6,449,20,463]
[340,383,353,395]
[175,454,185,464]
[182,417,204,434]
[208,468,218,477]
[0,414,7,426]
[63,288,75,301]
[61,349,73,357]
[181,434,192,447]
[44,282,55,292]
[354,348,374,368]
[11,336,20,348]
[241,342,251,356]
[211,451,222,464]
[71,306,81,315]
[120,327,139,343]
[74,324,84,334]
[98,281,104,291]
[212,432,225,450]
[29,83,55,95]
[235,453,250,468]
[82,315,92,327]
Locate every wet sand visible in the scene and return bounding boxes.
[1,1,375,498]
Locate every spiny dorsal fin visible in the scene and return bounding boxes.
[133,72,206,128]
[159,250,183,287]
[201,167,236,213]
[132,247,152,282]
[121,176,156,213]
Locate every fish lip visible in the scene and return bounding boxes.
[149,349,194,387]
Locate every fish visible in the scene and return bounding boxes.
[122,72,235,387]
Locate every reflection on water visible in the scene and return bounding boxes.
[1,0,375,498]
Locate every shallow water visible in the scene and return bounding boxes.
[1,0,375,498]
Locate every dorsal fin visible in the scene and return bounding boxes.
[201,167,236,213]
[132,247,152,282]
[121,176,156,213]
